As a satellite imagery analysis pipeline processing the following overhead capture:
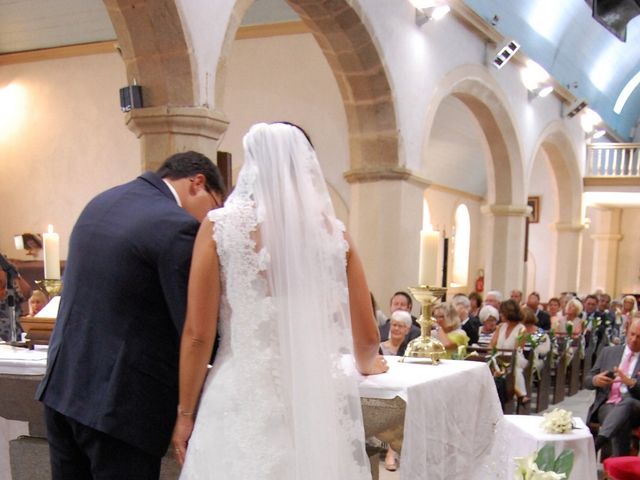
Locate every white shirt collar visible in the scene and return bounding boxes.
[162,179,182,207]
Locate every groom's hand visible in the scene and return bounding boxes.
[172,415,195,466]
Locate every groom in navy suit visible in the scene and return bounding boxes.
[36,151,225,479]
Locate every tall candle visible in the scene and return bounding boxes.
[418,226,439,286]
[43,224,61,279]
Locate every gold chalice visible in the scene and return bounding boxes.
[401,285,447,364]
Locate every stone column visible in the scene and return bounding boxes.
[550,222,584,295]
[345,167,430,307]
[125,106,229,171]
[589,208,622,294]
[480,204,529,295]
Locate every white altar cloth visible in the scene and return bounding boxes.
[499,415,597,480]
[357,357,503,480]
[0,345,47,375]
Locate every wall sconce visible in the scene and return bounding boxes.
[580,107,603,134]
[528,84,554,100]
[14,233,43,257]
[520,59,554,100]
[410,0,450,26]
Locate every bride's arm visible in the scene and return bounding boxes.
[173,218,221,464]
[345,233,387,375]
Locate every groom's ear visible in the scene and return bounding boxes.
[188,174,207,194]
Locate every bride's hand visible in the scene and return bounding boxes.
[172,415,195,466]
[364,355,389,375]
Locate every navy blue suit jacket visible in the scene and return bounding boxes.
[36,172,200,457]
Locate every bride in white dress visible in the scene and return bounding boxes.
[172,122,388,479]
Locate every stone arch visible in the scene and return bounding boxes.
[530,121,583,225]
[422,64,526,206]
[421,65,527,292]
[214,0,400,171]
[103,0,196,107]
[529,121,584,295]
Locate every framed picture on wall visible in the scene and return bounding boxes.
[528,196,540,223]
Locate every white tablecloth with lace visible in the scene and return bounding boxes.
[357,357,503,480]
[496,415,597,480]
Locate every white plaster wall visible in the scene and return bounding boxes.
[424,188,484,297]
[0,53,140,261]
[218,33,350,208]
[616,208,640,296]
[424,96,488,196]
[526,149,558,300]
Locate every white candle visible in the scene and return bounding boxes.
[43,224,61,279]
[418,226,439,286]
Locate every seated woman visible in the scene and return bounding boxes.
[552,298,584,337]
[378,309,412,472]
[379,310,412,356]
[490,299,527,403]
[476,305,499,347]
[521,306,551,379]
[27,290,49,316]
[620,295,638,340]
[433,302,469,358]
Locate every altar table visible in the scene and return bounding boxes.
[357,357,503,480]
[498,415,597,480]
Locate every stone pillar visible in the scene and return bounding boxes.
[345,167,430,308]
[550,222,584,295]
[480,204,529,295]
[125,106,229,171]
[589,208,622,294]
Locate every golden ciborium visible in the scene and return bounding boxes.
[35,279,63,298]
[401,285,447,364]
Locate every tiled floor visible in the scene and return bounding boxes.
[377,388,600,480]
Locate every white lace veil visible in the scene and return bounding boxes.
[229,123,369,477]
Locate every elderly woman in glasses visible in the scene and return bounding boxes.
[379,310,412,357]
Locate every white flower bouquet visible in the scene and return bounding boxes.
[515,444,574,480]
[541,408,574,434]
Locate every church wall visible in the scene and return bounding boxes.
[424,187,484,298]
[0,53,140,261]
[616,208,640,296]
[526,149,558,301]
[218,33,350,208]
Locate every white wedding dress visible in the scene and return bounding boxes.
[179,123,370,479]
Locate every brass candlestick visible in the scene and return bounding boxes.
[401,285,447,364]
[36,279,63,298]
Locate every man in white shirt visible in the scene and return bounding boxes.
[587,317,640,456]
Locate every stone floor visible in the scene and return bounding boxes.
[378,388,602,480]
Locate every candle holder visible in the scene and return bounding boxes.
[401,285,447,365]
[36,279,63,298]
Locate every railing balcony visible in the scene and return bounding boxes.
[586,143,640,177]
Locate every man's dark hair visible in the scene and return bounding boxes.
[584,294,599,303]
[391,291,412,309]
[156,151,226,196]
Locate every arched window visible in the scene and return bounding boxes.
[451,204,471,287]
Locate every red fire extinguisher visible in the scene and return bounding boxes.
[475,269,484,293]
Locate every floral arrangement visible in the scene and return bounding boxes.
[541,408,574,434]
[515,443,574,480]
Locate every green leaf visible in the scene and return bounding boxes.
[535,444,556,472]
[554,449,574,477]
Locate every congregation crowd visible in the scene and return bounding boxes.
[375,288,640,470]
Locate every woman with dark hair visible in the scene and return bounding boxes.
[468,291,483,318]
[173,123,387,479]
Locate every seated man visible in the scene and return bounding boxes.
[453,294,480,346]
[587,316,640,457]
[379,291,420,342]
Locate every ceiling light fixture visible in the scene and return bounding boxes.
[410,0,450,26]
